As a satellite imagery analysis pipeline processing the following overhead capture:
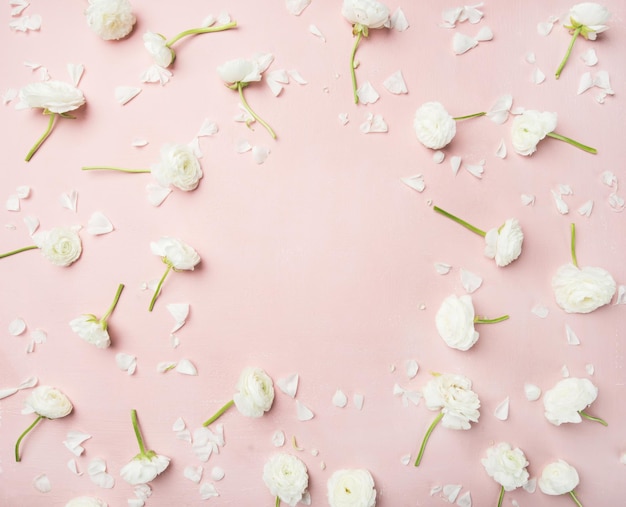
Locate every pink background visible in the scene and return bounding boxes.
[1,0,625,505]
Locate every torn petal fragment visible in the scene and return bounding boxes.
[452,33,477,55]
[286,0,311,16]
[475,26,493,41]
[400,174,425,192]
[390,8,409,31]
[532,67,546,84]
[565,324,580,345]
[67,64,84,87]
[308,24,325,42]
[460,269,482,293]
[115,86,142,105]
[353,393,364,410]
[356,81,380,104]
[450,156,462,175]
[184,465,203,484]
[531,305,549,318]
[578,72,594,95]
[494,397,509,420]
[406,359,419,379]
[87,212,114,235]
[116,353,137,375]
[277,373,299,398]
[9,318,27,336]
[495,139,507,158]
[296,400,314,421]
[537,21,554,36]
[252,145,270,164]
[434,262,452,275]
[580,49,598,66]
[33,474,51,493]
[524,383,541,401]
[272,430,286,447]
[332,390,348,408]
[578,200,593,217]
[521,194,535,206]
[146,182,172,207]
[383,71,408,94]
[175,359,198,376]
[457,491,472,507]
[443,484,461,503]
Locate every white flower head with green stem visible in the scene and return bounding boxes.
[263,453,309,507]
[1,226,82,266]
[539,459,585,507]
[148,237,200,311]
[543,377,607,426]
[482,442,529,507]
[413,102,486,150]
[120,409,170,485]
[217,54,277,139]
[555,3,610,79]
[15,386,73,462]
[69,283,125,348]
[66,497,108,507]
[18,80,86,162]
[327,468,377,507]
[85,0,136,41]
[414,373,480,467]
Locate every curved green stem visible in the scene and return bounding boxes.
[166,21,237,46]
[453,112,486,121]
[414,411,443,466]
[237,82,276,139]
[569,490,584,507]
[546,132,597,154]
[203,399,235,427]
[25,112,56,162]
[148,264,172,312]
[15,415,43,462]
[0,245,38,259]
[475,314,509,324]
[130,409,148,455]
[349,31,363,104]
[101,283,124,323]
[555,27,582,79]
[433,206,486,237]
[579,409,607,426]
[570,223,578,267]
[275,496,280,507]
[82,166,151,173]
[496,485,505,507]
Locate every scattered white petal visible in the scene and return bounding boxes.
[524,383,541,401]
[175,359,198,376]
[127,500,144,507]
[621,453,626,465]
[601,171,617,187]
[60,190,78,212]
[390,8,409,31]
[133,484,151,501]
[525,52,536,64]
[537,21,554,36]
[494,397,509,420]
[561,365,570,378]
[460,269,482,293]
[176,429,191,443]
[531,305,549,318]
[453,33,478,55]
[254,53,274,74]
[115,86,141,105]
[172,417,186,432]
[353,393,364,410]
[551,190,569,215]
[6,195,20,211]
[157,361,177,373]
[383,71,408,94]
[0,387,18,400]
[463,3,484,23]
[616,286,626,304]
[406,359,419,379]
[24,61,41,70]
[199,482,219,500]
[192,425,224,462]
[308,24,325,42]
[188,137,203,159]
[441,7,463,27]
[116,353,137,375]
[393,384,422,407]
[86,212,114,235]
[211,467,225,481]
[146,182,172,207]
[33,474,51,493]
[580,49,598,66]
[216,11,231,25]
[3,88,17,105]
[332,389,348,408]
[585,364,595,375]
[512,501,520,507]
[577,72,594,95]
[431,485,443,495]
[400,454,411,466]
[67,63,84,87]
[234,103,255,124]
[559,184,573,196]
[359,113,388,133]
[433,151,445,163]
[16,185,30,199]
[296,400,314,421]
[400,174,425,193]
[267,69,288,96]
[310,449,319,457]
[141,65,172,86]
[10,0,29,17]
[67,459,81,475]
[594,71,614,93]
[532,67,546,84]
[577,200,593,217]
[8,318,26,336]
[167,303,189,332]
[465,160,484,179]
[235,139,252,153]
[252,145,270,165]
[521,194,535,206]
[272,430,286,447]
[277,373,299,398]
[450,156,462,175]
[608,193,625,212]
[197,119,219,137]
[10,14,42,32]
[523,477,537,493]
[63,430,91,456]
[132,138,148,147]
[184,466,203,484]
[286,0,310,15]
[565,324,580,345]
[457,491,472,507]
[434,262,452,275]
[31,329,46,344]
[88,459,115,489]
[475,26,493,41]
[443,484,462,503]
[495,139,507,159]
[39,67,50,81]
[356,81,379,104]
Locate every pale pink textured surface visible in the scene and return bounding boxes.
[1,1,625,506]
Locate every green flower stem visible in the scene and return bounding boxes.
[570,223,578,267]
[81,166,151,173]
[203,399,235,427]
[148,264,172,312]
[0,245,38,259]
[275,497,280,507]
[452,112,487,121]
[25,112,56,162]
[555,26,582,79]
[237,82,276,139]
[130,409,148,456]
[166,21,237,47]
[546,132,597,154]
[414,411,443,467]
[433,206,486,237]
[569,490,584,507]
[474,315,510,324]
[15,415,43,462]
[496,485,505,507]
[101,283,125,323]
[349,30,363,104]
[579,409,608,426]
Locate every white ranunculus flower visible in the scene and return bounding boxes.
[327,469,377,507]
[66,497,108,507]
[413,102,457,150]
[85,0,136,41]
[543,377,598,425]
[511,110,558,155]
[234,367,275,418]
[484,218,524,267]
[539,459,580,495]
[263,453,309,506]
[435,294,479,351]
[567,2,610,39]
[217,58,263,85]
[342,0,390,29]
[150,237,200,271]
[143,31,175,68]
[482,442,529,491]
[69,315,110,348]
[19,80,86,114]
[151,143,203,191]
[422,374,480,430]
[24,386,73,419]
[120,453,170,485]
[32,227,82,267]
[552,262,616,313]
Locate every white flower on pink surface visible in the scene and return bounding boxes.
[413,102,486,149]
[143,32,175,68]
[66,497,108,507]
[85,0,136,40]
[327,468,377,507]
[150,143,203,191]
[543,377,606,426]
[69,284,125,348]
[484,218,524,267]
[234,367,275,418]
[482,442,529,507]
[32,227,83,267]
[263,453,309,506]
[539,459,580,495]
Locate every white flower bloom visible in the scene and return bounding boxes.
[32,227,82,267]
[543,377,598,425]
[539,459,580,495]
[120,453,170,485]
[150,237,200,270]
[263,453,309,506]
[511,110,558,156]
[69,315,110,348]
[66,497,108,507]
[413,102,456,149]
[233,367,275,418]
[327,469,377,507]
[85,0,136,41]
[422,374,480,430]
[552,263,616,313]
[24,386,73,419]
[435,294,478,351]
[342,0,390,29]
[143,32,175,68]
[19,81,86,114]
[567,3,610,39]
[151,143,203,191]
[217,58,263,85]
[484,218,524,266]
[482,442,529,491]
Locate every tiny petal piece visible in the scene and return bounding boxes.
[353,393,365,410]
[532,67,546,84]
[434,262,452,275]
[115,86,142,105]
[211,467,225,481]
[199,482,219,500]
[565,324,580,345]
[175,359,198,376]
[521,194,535,206]
[356,81,380,104]
[400,174,425,192]
[9,318,27,336]
[277,373,299,398]
[494,397,510,420]
[184,466,203,484]
[332,389,348,408]
[383,71,408,94]
[252,145,270,164]
[578,200,593,217]
[33,473,51,493]
[146,182,172,207]
[406,359,419,379]
[87,212,114,235]
[580,48,598,66]
[272,430,286,447]
[460,269,482,293]
[296,400,314,421]
[524,383,541,401]
[286,0,311,16]
[443,484,461,502]
[390,8,409,31]
[453,33,478,55]
[116,353,137,375]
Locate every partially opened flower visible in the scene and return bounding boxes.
[120,409,170,484]
[433,206,524,267]
[327,468,376,507]
[203,367,275,426]
[66,497,108,507]
[543,377,607,426]
[552,223,616,313]
[69,283,124,348]
[482,442,529,507]
[555,3,610,79]
[539,459,584,506]
[342,0,390,104]
[18,80,86,161]
[263,453,309,506]
[413,102,486,149]
[414,373,480,466]
[148,237,200,311]
[1,226,82,267]
[511,110,596,156]
[15,386,73,461]
[85,0,136,40]
[218,54,277,139]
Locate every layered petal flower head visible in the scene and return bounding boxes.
[327,468,377,507]
[66,497,108,507]
[32,227,83,267]
[435,294,478,351]
[150,143,203,191]
[263,453,309,506]
[482,442,529,507]
[543,377,606,426]
[539,459,580,495]
[484,218,524,267]
[85,0,136,40]
[413,102,486,150]
[69,284,124,348]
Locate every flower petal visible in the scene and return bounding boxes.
[33,474,51,493]
[580,49,598,66]
[115,86,142,105]
[400,174,425,192]
[565,324,580,345]
[531,304,549,318]
[452,33,477,54]
[457,491,472,507]
[175,359,198,376]
[353,393,365,410]
[450,156,462,175]
[86,212,114,235]
[116,353,137,375]
[460,269,482,293]
[277,373,299,398]
[286,0,311,16]
[332,389,348,408]
[184,466,203,484]
[356,81,380,104]
[524,383,541,401]
[443,484,461,502]
[383,70,408,94]
[272,430,286,447]
[211,467,225,481]
[406,359,419,379]
[59,190,78,212]
[199,482,219,500]
[8,317,26,336]
[494,397,509,420]
[577,72,594,95]
[296,400,314,421]
[252,145,270,164]
[475,26,493,41]
[532,67,546,84]
[146,182,172,207]
[487,95,513,124]
[577,200,593,217]
[308,24,326,42]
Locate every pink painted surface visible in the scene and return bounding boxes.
[0,1,625,505]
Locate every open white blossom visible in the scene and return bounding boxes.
[69,315,110,348]
[66,497,108,507]
[234,367,275,418]
[217,58,264,85]
[552,263,616,313]
[144,32,175,68]
[263,453,309,506]
[25,386,73,419]
[538,459,580,495]
[482,442,529,491]
[511,110,557,155]
[19,81,85,114]
[435,295,478,351]
[484,218,524,266]
[85,0,136,40]
[413,102,456,149]
[543,377,599,425]
[422,373,480,430]
[32,227,82,267]
[150,237,200,271]
[151,143,203,191]
[566,3,610,40]
[342,0,390,29]
[327,469,377,507]
[120,453,170,485]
